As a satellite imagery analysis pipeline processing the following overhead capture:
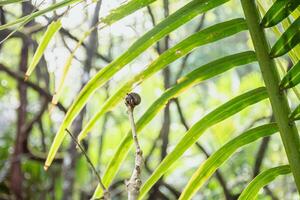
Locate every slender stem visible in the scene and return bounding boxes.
[128,107,142,154]
[65,129,110,199]
[126,106,143,200]
[241,0,300,193]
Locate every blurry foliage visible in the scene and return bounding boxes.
[0,0,300,199]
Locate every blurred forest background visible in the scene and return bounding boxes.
[0,0,299,199]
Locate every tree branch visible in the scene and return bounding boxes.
[59,27,112,63]
[65,129,109,199]
[125,93,143,200]
[0,63,67,112]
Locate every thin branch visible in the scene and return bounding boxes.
[146,5,161,54]
[264,187,279,200]
[0,63,67,112]
[251,115,279,200]
[144,138,158,172]
[147,2,172,198]
[26,150,63,164]
[62,2,104,198]
[98,84,110,164]
[244,116,270,131]
[146,5,156,26]
[252,115,274,177]
[60,33,83,63]
[143,136,181,198]
[175,13,206,79]
[59,27,112,63]
[253,136,271,177]
[65,129,110,199]
[23,99,48,134]
[125,93,143,200]
[38,119,46,152]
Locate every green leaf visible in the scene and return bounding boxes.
[139,88,268,199]
[25,20,61,80]
[101,0,157,25]
[51,30,92,106]
[91,51,257,198]
[270,17,300,58]
[261,0,300,28]
[139,87,268,199]
[51,54,73,106]
[280,60,300,89]
[0,0,26,6]
[257,1,300,63]
[0,0,83,31]
[180,123,278,200]
[238,165,291,200]
[51,0,159,106]
[78,18,248,143]
[290,103,300,120]
[44,0,230,169]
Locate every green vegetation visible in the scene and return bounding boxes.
[1,0,300,199]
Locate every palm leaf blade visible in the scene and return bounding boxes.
[261,0,300,27]
[44,0,230,169]
[180,123,278,200]
[270,17,300,58]
[139,87,268,199]
[0,0,82,31]
[280,60,300,89]
[25,20,61,79]
[290,103,300,120]
[238,165,291,200]
[91,51,257,198]
[101,0,157,25]
[78,18,248,143]
[51,0,159,106]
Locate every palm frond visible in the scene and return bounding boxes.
[91,51,257,197]
[238,165,291,200]
[44,0,230,169]
[139,87,268,199]
[180,123,278,200]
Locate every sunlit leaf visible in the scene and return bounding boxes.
[280,60,300,89]
[51,0,159,106]
[261,0,300,27]
[44,0,230,169]
[25,20,61,80]
[51,30,91,106]
[290,103,300,120]
[91,51,257,198]
[293,7,300,19]
[257,1,300,63]
[258,1,300,99]
[0,0,83,31]
[78,18,248,143]
[139,87,268,199]
[238,165,291,200]
[180,123,278,200]
[279,13,300,61]
[270,17,300,58]
[101,0,157,25]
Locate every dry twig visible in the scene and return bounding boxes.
[65,129,110,200]
[125,93,143,200]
